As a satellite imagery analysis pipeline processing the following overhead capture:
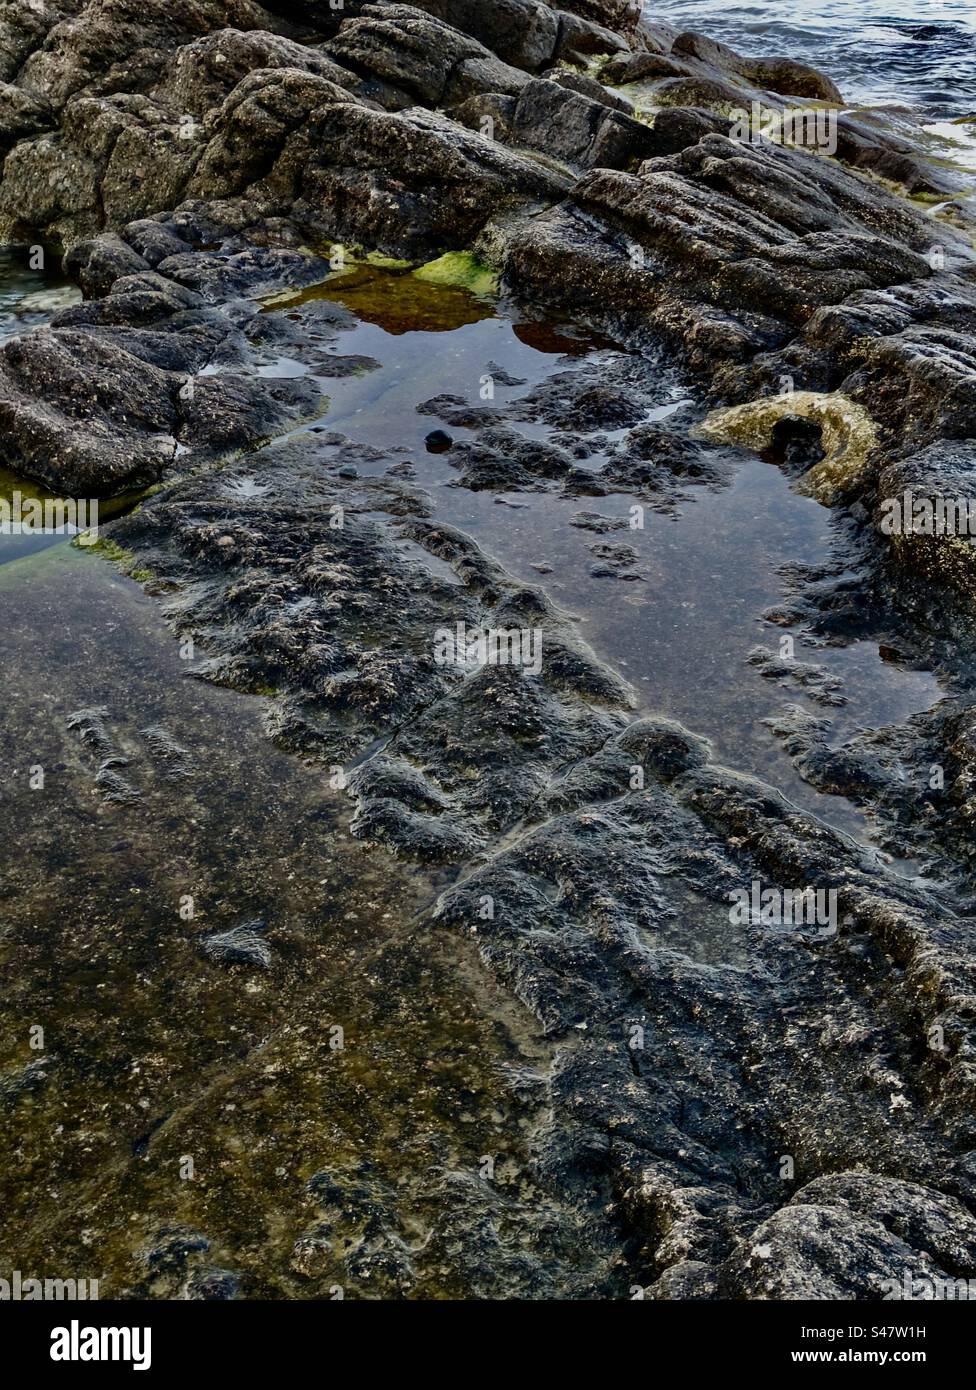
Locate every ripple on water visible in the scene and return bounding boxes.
[648,0,976,122]
[0,244,81,343]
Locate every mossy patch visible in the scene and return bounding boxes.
[412,252,499,298]
[698,390,880,504]
[365,251,414,271]
[85,534,155,583]
[260,262,495,334]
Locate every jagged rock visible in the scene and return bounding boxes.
[670,30,843,103]
[120,215,194,264]
[599,25,961,197]
[721,1175,976,1299]
[0,325,179,491]
[499,76,656,170]
[325,3,530,108]
[561,0,638,32]
[735,273,976,463]
[555,8,627,64]
[0,79,54,144]
[636,104,729,156]
[64,230,150,295]
[263,100,571,259]
[153,25,362,116]
[601,49,696,85]
[14,0,290,106]
[500,131,955,372]
[548,67,633,114]
[602,30,843,106]
[187,69,364,201]
[390,0,562,71]
[0,244,323,492]
[875,441,976,598]
[836,110,970,198]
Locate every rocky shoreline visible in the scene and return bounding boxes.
[2,0,976,1298]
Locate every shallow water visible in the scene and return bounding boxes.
[0,251,949,1294]
[268,267,943,850]
[650,0,976,193]
[0,262,630,1297]
[0,543,604,1297]
[0,243,80,343]
[0,248,92,562]
[0,465,143,565]
[650,0,976,118]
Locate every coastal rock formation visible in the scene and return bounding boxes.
[2,0,976,1302]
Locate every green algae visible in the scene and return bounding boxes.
[698,390,880,504]
[411,251,499,298]
[264,252,497,323]
[262,261,496,334]
[86,534,155,583]
[364,250,414,271]
[0,464,148,570]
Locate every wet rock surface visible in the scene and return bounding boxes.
[1,0,976,1302]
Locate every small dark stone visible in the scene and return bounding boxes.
[425,429,454,453]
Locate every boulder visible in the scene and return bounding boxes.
[492,76,657,170]
[325,3,530,108]
[264,99,571,258]
[153,25,362,116]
